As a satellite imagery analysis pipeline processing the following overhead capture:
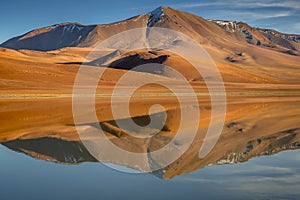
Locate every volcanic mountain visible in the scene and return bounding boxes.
[2,7,300,53]
[0,6,300,92]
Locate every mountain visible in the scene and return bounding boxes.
[1,23,96,51]
[211,20,300,50]
[1,6,300,54]
[0,6,300,89]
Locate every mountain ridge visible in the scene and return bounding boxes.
[1,6,299,53]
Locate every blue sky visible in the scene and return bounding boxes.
[1,0,299,43]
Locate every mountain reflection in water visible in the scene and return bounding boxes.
[0,98,300,179]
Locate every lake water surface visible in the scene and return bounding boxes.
[0,98,299,199]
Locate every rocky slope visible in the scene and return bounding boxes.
[211,20,300,53]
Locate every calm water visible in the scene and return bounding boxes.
[0,98,299,199]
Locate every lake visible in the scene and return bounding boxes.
[0,97,299,199]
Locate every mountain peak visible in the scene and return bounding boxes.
[147,6,165,27]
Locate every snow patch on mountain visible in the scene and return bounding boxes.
[147,7,165,27]
[260,29,300,43]
[210,20,241,33]
[43,23,85,33]
[62,24,84,33]
[212,20,300,44]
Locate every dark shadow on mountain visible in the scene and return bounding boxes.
[108,54,169,70]
[2,138,97,164]
[59,53,169,77]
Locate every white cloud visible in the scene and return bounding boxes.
[171,0,300,10]
[220,10,295,20]
[177,152,300,197]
